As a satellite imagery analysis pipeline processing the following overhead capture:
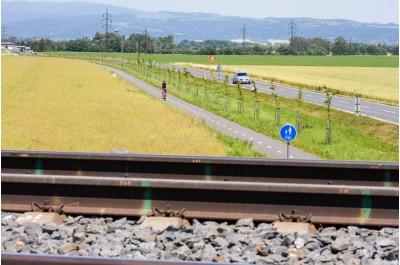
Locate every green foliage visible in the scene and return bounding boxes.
[202,123,264,157]
[332,36,348,55]
[251,80,258,101]
[47,52,399,68]
[27,27,398,56]
[236,82,243,100]
[297,85,303,103]
[220,137,264,157]
[93,56,398,161]
[323,85,336,121]
[270,82,279,107]
[223,75,229,95]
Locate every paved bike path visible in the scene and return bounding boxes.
[101,65,321,160]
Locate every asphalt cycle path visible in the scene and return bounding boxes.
[161,64,399,125]
[100,65,321,160]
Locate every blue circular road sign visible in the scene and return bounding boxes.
[280,124,297,142]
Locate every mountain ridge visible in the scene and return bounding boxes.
[2,1,398,43]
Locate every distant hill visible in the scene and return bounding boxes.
[2,1,398,43]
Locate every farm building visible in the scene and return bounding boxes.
[1,42,15,50]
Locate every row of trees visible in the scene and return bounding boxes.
[17,32,399,55]
[104,57,336,145]
[279,36,399,55]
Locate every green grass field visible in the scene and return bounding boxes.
[48,52,399,104]
[52,52,399,67]
[2,56,262,157]
[92,57,398,161]
[149,54,399,67]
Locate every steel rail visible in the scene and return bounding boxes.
[2,173,398,196]
[1,150,398,226]
[2,150,398,187]
[1,253,224,265]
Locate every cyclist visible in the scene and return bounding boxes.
[162,81,167,101]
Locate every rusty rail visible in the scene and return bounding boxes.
[1,150,398,226]
[1,253,223,265]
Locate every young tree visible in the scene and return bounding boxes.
[237,82,244,113]
[323,85,336,144]
[296,85,303,133]
[183,68,192,93]
[223,75,230,109]
[177,69,182,90]
[171,66,176,86]
[297,85,303,103]
[252,80,260,118]
[270,82,279,107]
[148,59,154,77]
[270,82,280,125]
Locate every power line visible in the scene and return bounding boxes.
[172,32,176,54]
[143,28,148,55]
[288,20,297,41]
[349,38,352,51]
[240,24,248,50]
[1,26,8,41]
[101,9,112,53]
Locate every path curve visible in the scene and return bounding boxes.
[100,65,321,160]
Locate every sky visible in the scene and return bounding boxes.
[3,0,400,24]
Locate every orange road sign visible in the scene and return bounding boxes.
[208,56,217,62]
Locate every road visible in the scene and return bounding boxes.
[100,65,321,160]
[162,65,399,125]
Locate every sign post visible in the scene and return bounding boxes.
[354,94,361,115]
[216,65,222,82]
[280,124,297,159]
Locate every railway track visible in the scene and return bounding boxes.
[1,253,223,265]
[2,150,398,227]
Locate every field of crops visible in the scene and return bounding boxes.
[1,56,260,157]
[53,52,399,67]
[179,63,399,103]
[91,57,398,161]
[3,55,398,161]
[151,54,399,67]
[50,52,399,104]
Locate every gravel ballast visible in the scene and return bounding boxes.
[2,212,398,265]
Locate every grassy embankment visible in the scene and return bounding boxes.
[178,63,399,105]
[2,56,262,157]
[51,53,398,105]
[80,55,398,162]
[161,54,399,104]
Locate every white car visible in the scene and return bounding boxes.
[233,72,251,84]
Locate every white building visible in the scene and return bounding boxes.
[266,39,290,46]
[1,42,15,50]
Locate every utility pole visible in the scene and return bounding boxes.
[101,9,112,53]
[143,29,148,55]
[172,32,176,54]
[121,35,124,53]
[288,20,296,46]
[349,38,352,54]
[1,26,7,41]
[240,24,248,50]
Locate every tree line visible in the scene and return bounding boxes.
[16,32,399,55]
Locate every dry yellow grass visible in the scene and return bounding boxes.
[180,63,399,103]
[2,56,227,156]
